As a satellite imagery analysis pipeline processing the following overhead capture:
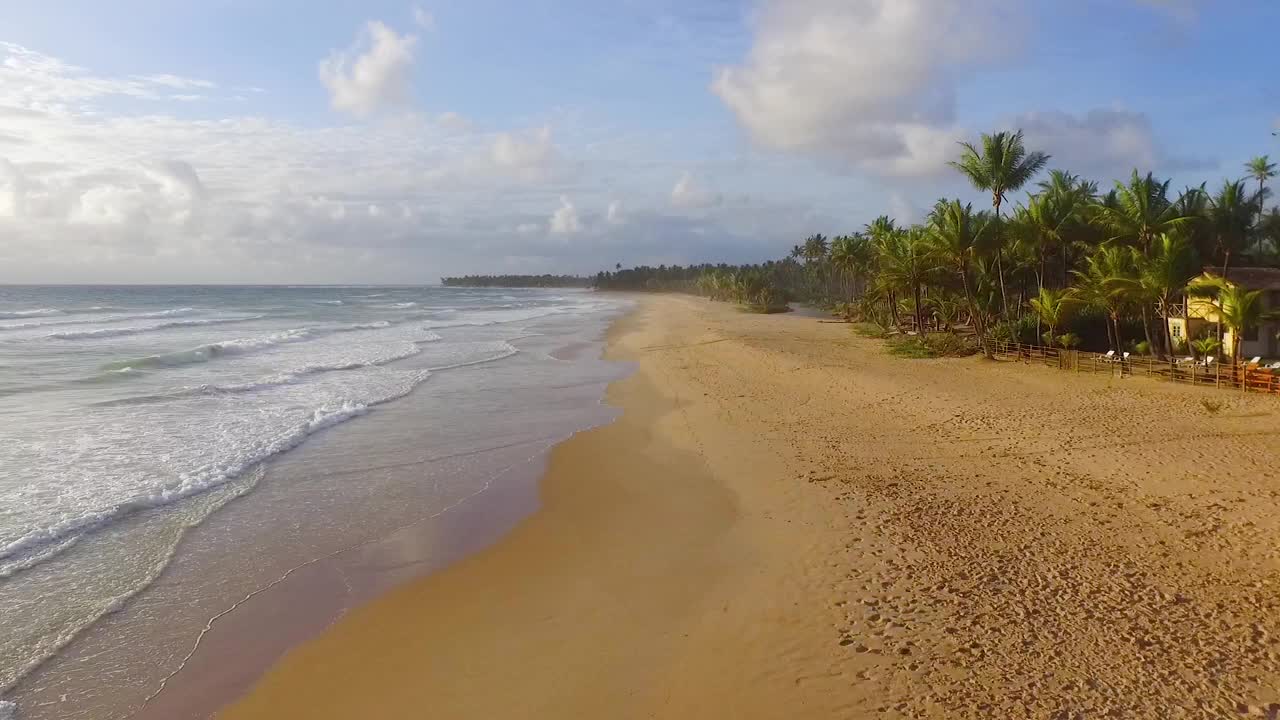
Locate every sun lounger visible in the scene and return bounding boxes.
[1247,356,1262,366]
[1268,362,1280,370]
[1176,356,1195,365]
[1098,350,1117,363]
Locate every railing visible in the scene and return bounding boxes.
[982,338,1280,397]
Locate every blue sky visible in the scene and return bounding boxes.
[0,0,1276,283]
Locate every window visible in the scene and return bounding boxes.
[1171,323,1183,339]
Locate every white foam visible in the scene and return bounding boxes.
[0,699,15,720]
[48,315,259,340]
[0,370,432,572]
[0,309,60,319]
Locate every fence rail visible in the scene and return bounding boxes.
[982,338,1280,397]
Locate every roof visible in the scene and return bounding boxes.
[1200,267,1280,291]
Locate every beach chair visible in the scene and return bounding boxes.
[1268,362,1280,370]
[1247,356,1262,366]
[1176,356,1195,366]
[1098,350,1117,363]
[1202,356,1217,369]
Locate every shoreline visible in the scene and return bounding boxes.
[3,298,629,720]
[220,295,1280,719]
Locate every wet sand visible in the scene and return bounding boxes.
[220,295,1280,719]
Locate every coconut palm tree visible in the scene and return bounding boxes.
[1172,183,1213,261]
[1129,233,1199,360]
[1187,277,1280,361]
[1074,246,1133,352]
[927,199,994,342]
[876,227,938,336]
[1245,155,1276,209]
[1207,180,1258,280]
[1091,171,1189,252]
[829,234,872,301]
[949,130,1051,315]
[1028,287,1078,347]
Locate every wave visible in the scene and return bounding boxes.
[315,300,344,305]
[1,308,198,333]
[100,326,437,374]
[0,371,431,588]
[94,336,441,406]
[48,315,260,340]
[0,308,61,319]
[102,327,317,371]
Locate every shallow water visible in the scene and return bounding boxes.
[0,286,628,719]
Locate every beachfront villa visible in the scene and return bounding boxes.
[1168,267,1280,360]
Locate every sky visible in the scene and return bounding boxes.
[0,0,1276,284]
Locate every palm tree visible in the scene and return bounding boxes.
[1187,277,1280,361]
[1129,233,1199,360]
[1091,171,1189,252]
[1028,287,1078,347]
[1074,246,1133,352]
[829,234,872,301]
[928,199,993,343]
[1172,183,1213,261]
[876,227,937,336]
[1207,180,1258,280]
[1245,155,1276,209]
[950,130,1051,315]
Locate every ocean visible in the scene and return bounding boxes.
[0,286,628,720]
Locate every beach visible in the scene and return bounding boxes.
[220,294,1280,719]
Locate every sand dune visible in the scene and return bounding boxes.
[220,295,1280,719]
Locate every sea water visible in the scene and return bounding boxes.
[0,286,626,718]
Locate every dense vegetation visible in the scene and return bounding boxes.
[442,274,592,288]
[594,132,1280,360]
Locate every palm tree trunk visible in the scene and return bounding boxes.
[1140,307,1159,360]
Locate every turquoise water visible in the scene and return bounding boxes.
[0,286,625,718]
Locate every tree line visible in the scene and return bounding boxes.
[442,274,592,288]
[594,132,1280,361]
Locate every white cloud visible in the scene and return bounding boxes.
[492,126,555,170]
[671,172,721,209]
[1012,109,1207,179]
[606,200,624,225]
[412,5,436,30]
[712,0,1019,177]
[549,195,581,234]
[437,111,473,133]
[0,42,219,108]
[319,21,418,117]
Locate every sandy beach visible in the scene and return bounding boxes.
[219,294,1280,719]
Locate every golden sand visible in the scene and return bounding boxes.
[220,295,1280,719]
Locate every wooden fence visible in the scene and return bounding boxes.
[983,338,1280,397]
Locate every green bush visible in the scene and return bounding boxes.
[886,333,976,359]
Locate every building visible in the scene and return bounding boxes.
[1167,267,1280,360]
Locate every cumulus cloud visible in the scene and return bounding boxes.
[492,126,556,173]
[1013,109,1209,179]
[549,195,581,234]
[319,21,418,116]
[670,172,722,209]
[713,0,1019,177]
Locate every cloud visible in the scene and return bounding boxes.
[1012,109,1211,179]
[606,200,624,225]
[549,195,581,234]
[670,172,722,209]
[319,21,418,116]
[412,5,436,30]
[490,125,560,180]
[713,0,1020,177]
[0,42,219,108]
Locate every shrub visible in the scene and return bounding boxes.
[886,333,976,359]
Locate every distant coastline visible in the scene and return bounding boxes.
[440,275,592,289]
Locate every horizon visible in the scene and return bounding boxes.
[0,0,1277,284]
